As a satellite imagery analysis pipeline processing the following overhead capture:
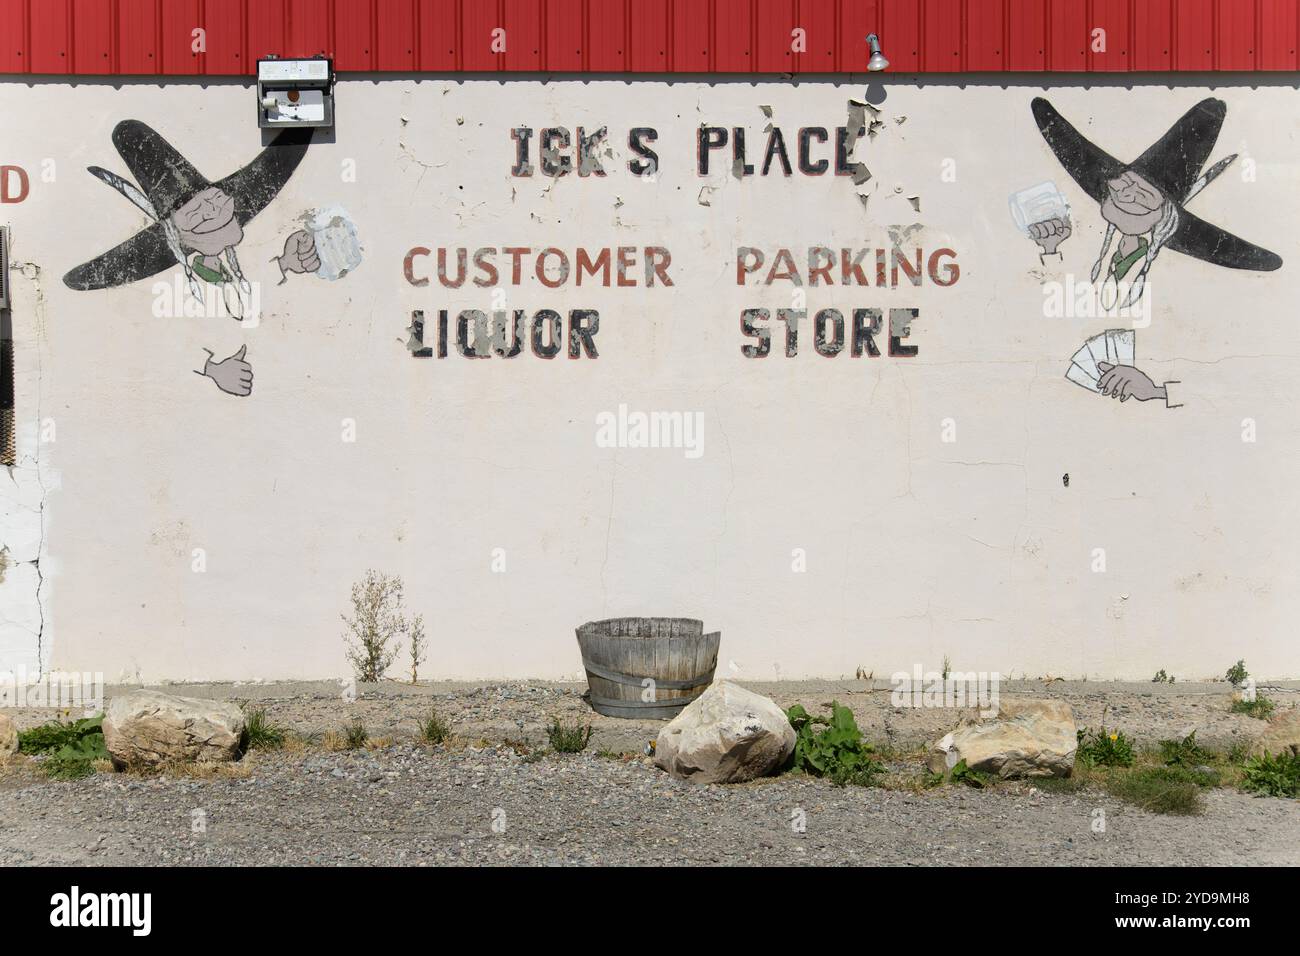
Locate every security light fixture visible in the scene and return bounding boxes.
[866,34,890,72]
[257,57,335,129]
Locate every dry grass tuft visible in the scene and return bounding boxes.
[280,733,312,753]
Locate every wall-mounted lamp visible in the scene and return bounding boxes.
[866,34,890,72]
[257,57,335,129]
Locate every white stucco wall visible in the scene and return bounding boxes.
[0,76,1296,682]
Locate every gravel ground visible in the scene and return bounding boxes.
[1,679,1296,866]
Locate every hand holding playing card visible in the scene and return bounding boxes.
[1066,329,1134,393]
[1096,362,1164,402]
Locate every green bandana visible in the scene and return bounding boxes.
[1111,237,1150,282]
[190,254,231,285]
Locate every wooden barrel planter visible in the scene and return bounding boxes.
[576,617,720,719]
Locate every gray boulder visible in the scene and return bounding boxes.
[928,698,1077,779]
[1250,706,1300,758]
[654,681,795,784]
[103,689,245,767]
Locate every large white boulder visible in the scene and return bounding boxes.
[928,698,1077,779]
[103,690,245,767]
[654,681,795,784]
[1250,706,1300,758]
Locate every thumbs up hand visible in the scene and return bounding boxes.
[200,345,254,397]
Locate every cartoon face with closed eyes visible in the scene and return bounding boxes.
[1100,170,1168,238]
[172,185,244,256]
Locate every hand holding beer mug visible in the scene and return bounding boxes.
[1010,181,1073,261]
[274,205,363,284]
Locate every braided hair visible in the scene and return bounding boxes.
[1121,201,1179,308]
[1091,198,1179,310]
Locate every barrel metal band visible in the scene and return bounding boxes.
[589,691,704,710]
[582,661,713,691]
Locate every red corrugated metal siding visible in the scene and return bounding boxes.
[0,0,1295,75]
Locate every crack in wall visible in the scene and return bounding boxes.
[4,257,49,676]
[33,472,47,677]
[29,259,47,677]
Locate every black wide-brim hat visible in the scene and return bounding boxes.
[64,120,312,291]
[1032,97,1281,272]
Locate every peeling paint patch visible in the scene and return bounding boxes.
[845,101,867,153]
[304,206,363,281]
[540,128,571,176]
[889,223,927,258]
[842,100,872,185]
[578,126,608,176]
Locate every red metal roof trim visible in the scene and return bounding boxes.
[0,0,1295,76]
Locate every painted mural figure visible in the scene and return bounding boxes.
[1031,97,1282,406]
[167,185,321,320]
[63,120,347,397]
